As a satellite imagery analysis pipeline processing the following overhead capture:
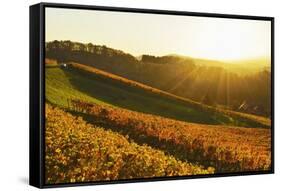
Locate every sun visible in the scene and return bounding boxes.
[46,8,271,61]
[184,18,271,61]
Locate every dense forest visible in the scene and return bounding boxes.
[46,40,271,117]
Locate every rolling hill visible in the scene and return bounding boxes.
[46,40,271,117]
[45,60,271,175]
[45,60,270,128]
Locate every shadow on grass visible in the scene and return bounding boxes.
[61,65,240,126]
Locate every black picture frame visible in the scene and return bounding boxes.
[30,2,275,189]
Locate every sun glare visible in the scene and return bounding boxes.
[46,8,271,61]
[187,18,271,61]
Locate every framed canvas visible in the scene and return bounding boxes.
[29,2,274,188]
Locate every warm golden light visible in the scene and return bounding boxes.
[46,8,271,61]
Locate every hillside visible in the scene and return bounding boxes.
[45,60,270,128]
[45,104,212,184]
[67,101,271,172]
[46,40,271,117]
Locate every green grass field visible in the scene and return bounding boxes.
[45,64,270,127]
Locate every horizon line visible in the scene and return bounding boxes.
[45,40,271,63]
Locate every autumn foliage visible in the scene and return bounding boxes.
[72,100,271,173]
[45,104,213,184]
[69,63,271,128]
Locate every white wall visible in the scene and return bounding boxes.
[0,0,279,190]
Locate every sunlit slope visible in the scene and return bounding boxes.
[45,62,270,128]
[72,101,271,172]
[45,104,212,184]
[46,64,108,107]
[46,41,271,117]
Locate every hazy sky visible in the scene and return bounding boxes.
[46,7,271,61]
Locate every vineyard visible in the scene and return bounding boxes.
[70,62,270,128]
[45,61,270,128]
[68,99,271,173]
[44,58,271,184]
[45,104,213,184]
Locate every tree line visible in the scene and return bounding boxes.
[46,40,271,117]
